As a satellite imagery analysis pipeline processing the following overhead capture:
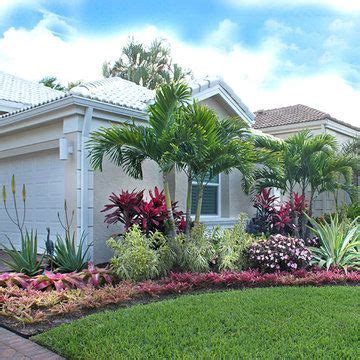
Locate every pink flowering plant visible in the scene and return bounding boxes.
[248,234,312,272]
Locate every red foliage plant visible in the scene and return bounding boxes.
[251,189,308,235]
[1,269,358,324]
[102,187,185,234]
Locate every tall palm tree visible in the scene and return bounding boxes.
[171,102,260,226]
[102,38,191,89]
[87,82,191,239]
[253,130,342,237]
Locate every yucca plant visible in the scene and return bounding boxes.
[51,201,91,273]
[0,230,44,276]
[307,214,359,272]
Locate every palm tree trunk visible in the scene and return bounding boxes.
[185,172,192,236]
[289,187,299,238]
[300,182,307,239]
[195,183,204,224]
[163,174,176,239]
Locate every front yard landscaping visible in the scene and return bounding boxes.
[33,286,359,359]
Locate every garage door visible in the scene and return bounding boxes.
[0,149,65,252]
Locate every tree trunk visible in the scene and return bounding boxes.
[195,183,204,224]
[185,173,192,236]
[300,182,307,239]
[289,187,299,238]
[163,174,176,240]
[305,189,315,239]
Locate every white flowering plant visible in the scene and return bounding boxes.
[248,234,312,272]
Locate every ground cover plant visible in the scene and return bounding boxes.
[33,286,360,359]
[1,269,358,327]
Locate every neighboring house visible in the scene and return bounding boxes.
[254,104,360,215]
[0,72,255,263]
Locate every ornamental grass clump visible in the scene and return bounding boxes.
[248,234,312,272]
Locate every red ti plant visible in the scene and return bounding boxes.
[102,190,144,231]
[102,187,185,235]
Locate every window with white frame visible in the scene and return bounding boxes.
[191,174,220,216]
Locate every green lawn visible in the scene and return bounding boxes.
[34,286,359,359]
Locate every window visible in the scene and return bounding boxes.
[191,175,220,216]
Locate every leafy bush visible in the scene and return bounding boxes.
[0,230,44,276]
[248,234,312,272]
[307,215,359,271]
[174,224,215,272]
[216,214,255,271]
[102,187,185,234]
[107,225,173,281]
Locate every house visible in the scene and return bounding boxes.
[254,104,360,215]
[0,72,255,263]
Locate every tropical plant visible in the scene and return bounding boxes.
[249,189,307,236]
[253,130,354,238]
[216,213,255,271]
[102,38,191,89]
[173,224,215,272]
[0,230,44,276]
[39,76,66,91]
[1,176,44,276]
[248,234,312,272]
[102,187,184,235]
[39,76,82,91]
[107,225,173,281]
[307,214,360,271]
[88,82,191,239]
[51,202,91,273]
[171,101,261,225]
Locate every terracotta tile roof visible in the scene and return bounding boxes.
[254,104,360,132]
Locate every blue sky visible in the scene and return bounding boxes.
[0,0,359,125]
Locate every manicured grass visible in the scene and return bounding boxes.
[34,286,359,359]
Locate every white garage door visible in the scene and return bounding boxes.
[0,149,65,252]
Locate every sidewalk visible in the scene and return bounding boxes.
[0,327,64,359]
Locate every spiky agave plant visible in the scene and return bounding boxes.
[51,201,91,273]
[307,214,360,272]
[0,230,44,276]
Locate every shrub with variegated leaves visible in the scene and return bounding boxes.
[248,234,312,272]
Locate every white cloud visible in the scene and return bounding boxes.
[206,19,239,48]
[0,14,359,127]
[226,0,360,13]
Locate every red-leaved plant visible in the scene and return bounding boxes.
[102,187,185,234]
[250,189,308,236]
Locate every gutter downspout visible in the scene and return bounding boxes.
[81,106,94,260]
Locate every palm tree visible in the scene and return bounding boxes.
[102,38,191,89]
[171,102,260,226]
[39,76,66,91]
[253,130,341,237]
[87,82,191,239]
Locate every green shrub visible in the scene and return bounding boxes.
[107,225,173,281]
[174,224,215,272]
[216,214,256,271]
[307,214,359,271]
[0,230,44,276]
